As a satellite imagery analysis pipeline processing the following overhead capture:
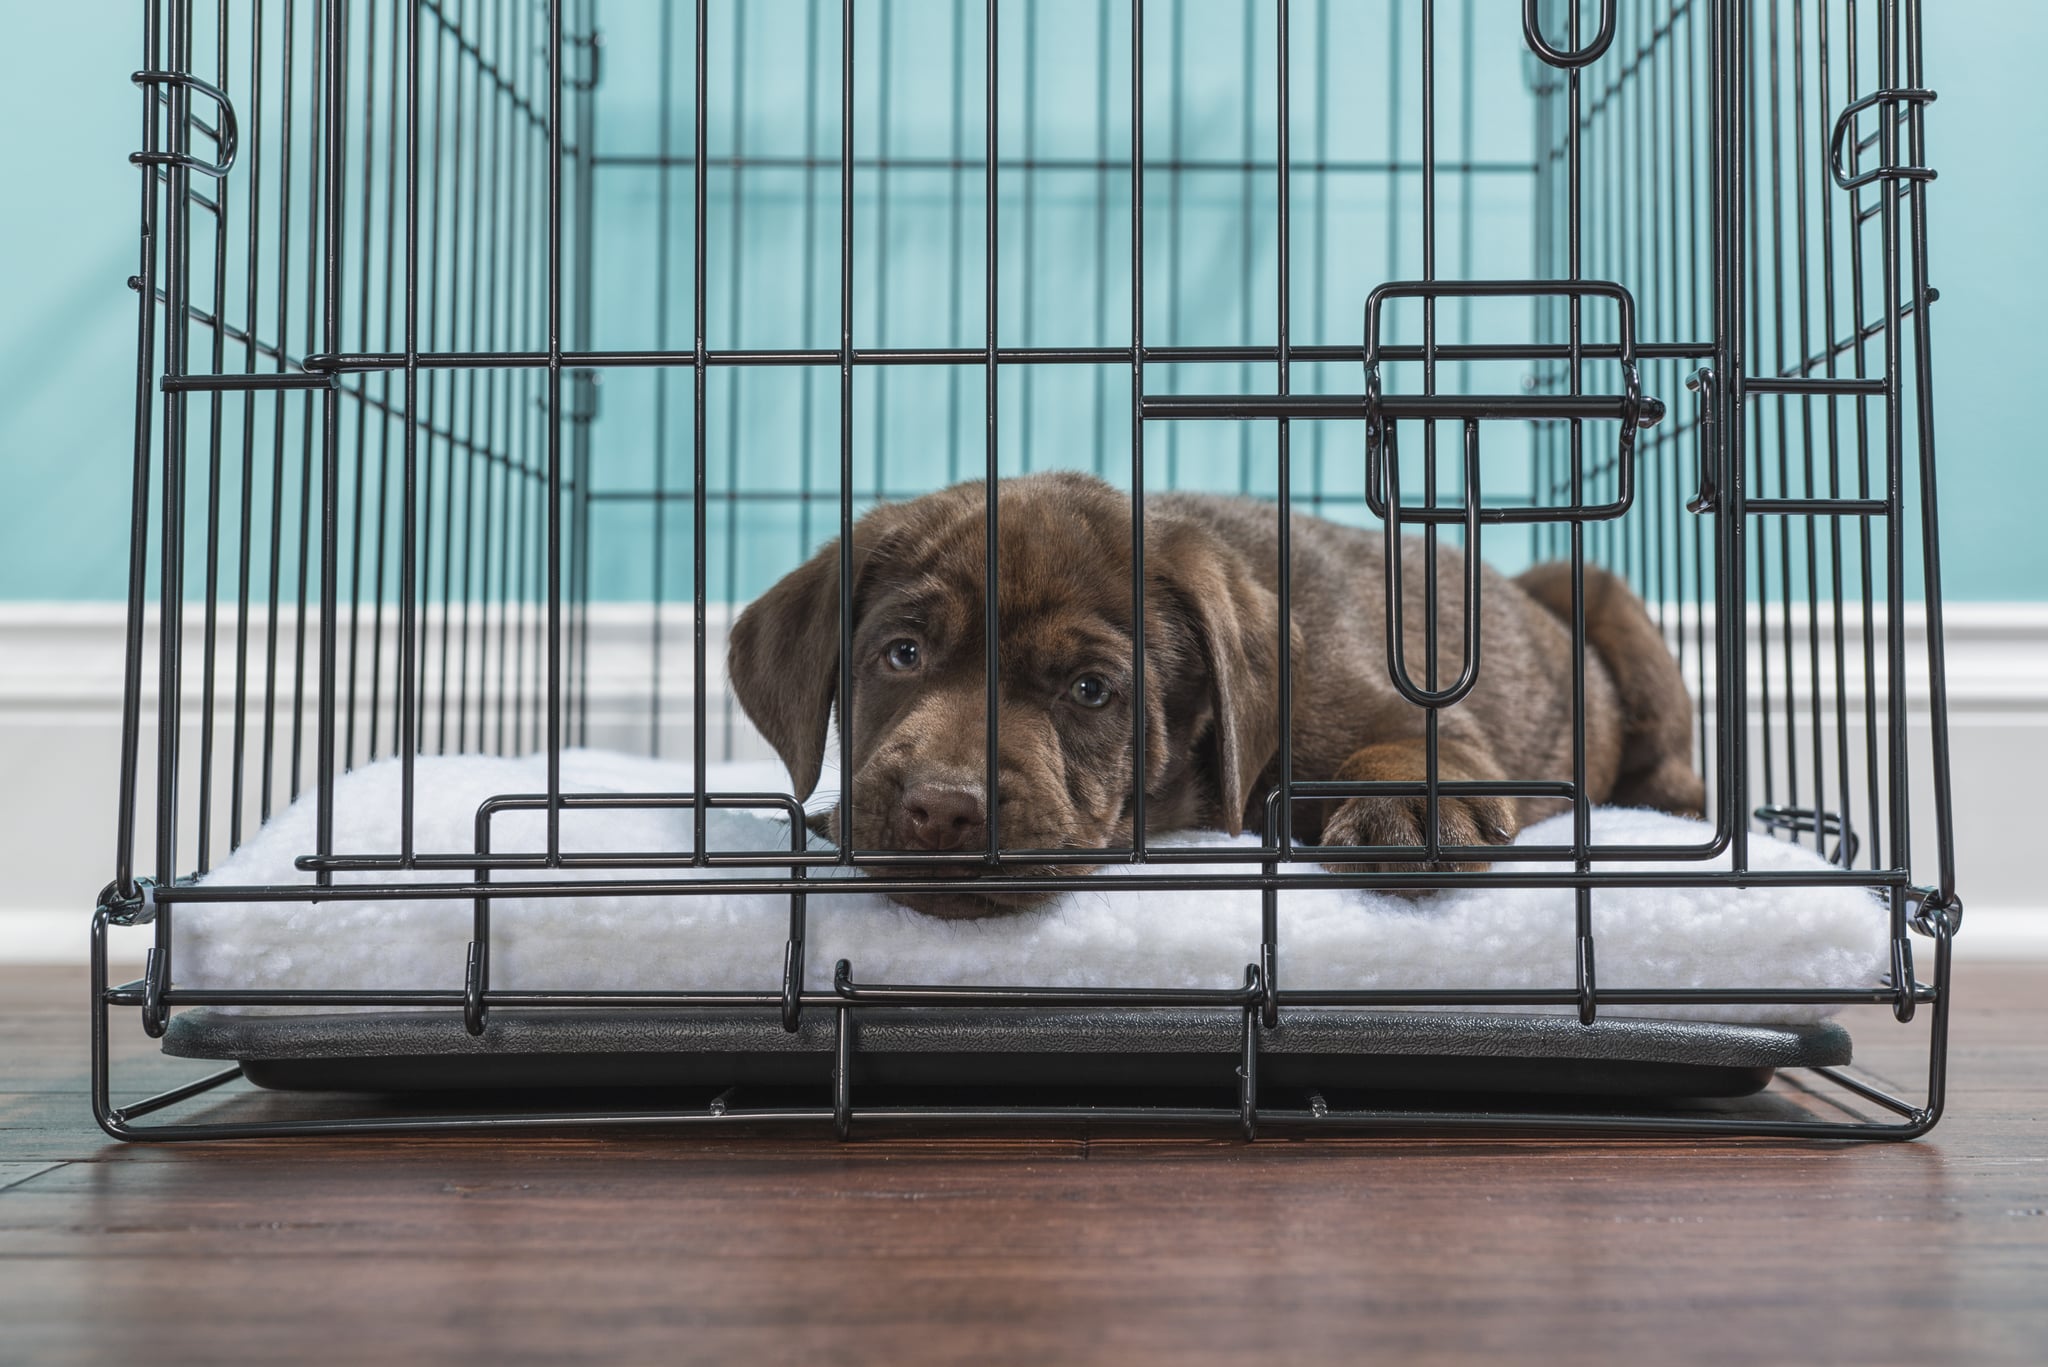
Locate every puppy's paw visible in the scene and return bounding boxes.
[1316,793,1517,877]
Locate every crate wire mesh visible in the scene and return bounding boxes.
[94,0,1961,1140]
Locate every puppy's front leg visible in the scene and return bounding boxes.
[1317,737,1517,874]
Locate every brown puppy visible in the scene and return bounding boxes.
[728,472,1703,916]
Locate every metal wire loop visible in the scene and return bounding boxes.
[1828,88,1936,191]
[1381,420,1485,710]
[130,69,239,177]
[140,946,170,1038]
[1522,0,1618,70]
[780,939,806,1033]
[1684,367,1719,513]
[1576,934,1599,1026]
[462,941,488,1037]
[1888,936,1917,1024]
[1911,888,1963,941]
[96,876,157,928]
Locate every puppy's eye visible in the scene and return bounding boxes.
[883,639,921,672]
[1069,674,1111,708]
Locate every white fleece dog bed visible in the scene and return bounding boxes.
[173,751,1887,1026]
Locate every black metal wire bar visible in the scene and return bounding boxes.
[873,0,895,502]
[569,0,600,753]
[1788,0,1828,858]
[1846,0,1884,874]
[193,0,230,875]
[126,975,1929,1013]
[148,0,195,1024]
[1878,0,1913,1014]
[113,0,165,904]
[1745,0,1774,818]
[836,0,854,857]
[1165,0,1181,489]
[90,1103,1943,1143]
[262,0,301,820]
[1902,0,1957,911]
[1421,0,1444,870]
[312,0,344,907]
[982,0,1001,866]
[648,3,674,756]
[227,0,264,852]
[943,0,966,491]
[1719,0,1749,875]
[718,2,749,760]
[1769,0,1802,832]
[454,0,484,758]
[482,0,508,760]
[590,151,1537,175]
[1090,0,1110,478]
[1128,0,1148,858]
[798,0,822,548]
[399,0,421,861]
[1234,0,1253,495]
[368,0,403,770]
[545,0,564,858]
[1814,0,1855,876]
[421,0,449,756]
[1568,0,1598,1024]
[509,0,533,759]
[340,0,378,772]
[1264,0,1293,1025]
[519,0,544,756]
[692,0,709,860]
[580,484,1688,510]
[289,339,1714,372]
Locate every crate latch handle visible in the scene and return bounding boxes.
[1829,88,1936,191]
[131,70,239,178]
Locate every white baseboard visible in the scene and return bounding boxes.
[1952,908,2048,960]
[0,910,100,965]
[5,600,2044,963]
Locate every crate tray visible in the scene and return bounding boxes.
[163,1008,1852,1100]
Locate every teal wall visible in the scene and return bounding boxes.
[3,2,2041,602]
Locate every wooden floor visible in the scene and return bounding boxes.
[3,962,2044,1366]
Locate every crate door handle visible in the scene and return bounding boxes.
[1522,0,1617,70]
[1684,367,1718,513]
[1828,87,1936,191]
[130,70,239,178]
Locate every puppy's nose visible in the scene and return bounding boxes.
[899,782,988,851]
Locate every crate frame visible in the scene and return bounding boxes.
[94,0,1960,1142]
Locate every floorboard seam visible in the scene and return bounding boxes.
[0,1161,70,1193]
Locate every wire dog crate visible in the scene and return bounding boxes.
[95,0,1960,1141]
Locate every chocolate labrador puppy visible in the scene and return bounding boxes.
[729,471,1703,916]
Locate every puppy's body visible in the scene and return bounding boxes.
[1161,490,1702,842]
[729,473,1703,915]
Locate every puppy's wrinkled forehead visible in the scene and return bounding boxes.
[866,481,1136,652]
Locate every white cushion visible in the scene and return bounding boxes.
[176,751,1888,1024]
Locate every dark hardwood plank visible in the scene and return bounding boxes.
[1,962,2043,1366]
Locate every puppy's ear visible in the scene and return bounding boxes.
[728,508,907,801]
[1153,519,1288,837]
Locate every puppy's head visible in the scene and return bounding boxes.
[727,472,1283,917]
